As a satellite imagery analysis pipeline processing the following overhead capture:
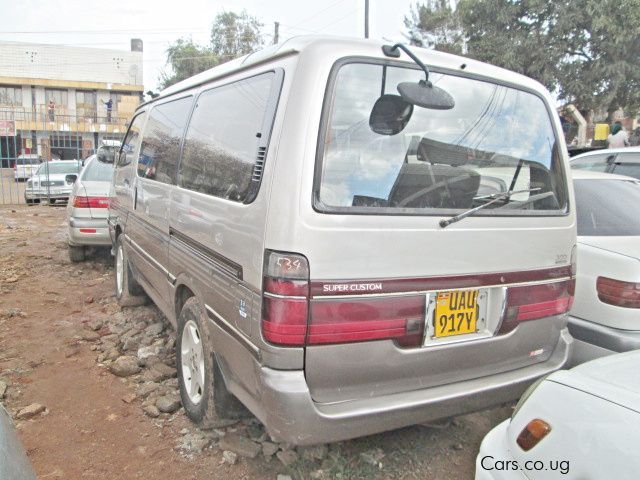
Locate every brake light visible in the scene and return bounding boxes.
[516,419,551,451]
[499,279,574,334]
[261,251,310,346]
[597,277,640,308]
[261,251,425,348]
[72,196,110,208]
[309,296,424,347]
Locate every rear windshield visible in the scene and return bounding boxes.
[575,179,640,236]
[316,62,567,216]
[36,162,82,175]
[81,158,114,182]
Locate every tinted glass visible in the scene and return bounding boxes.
[137,97,192,184]
[81,158,114,182]
[118,113,145,166]
[180,73,274,202]
[575,179,640,236]
[37,162,81,175]
[571,153,612,172]
[318,63,567,215]
[612,153,640,180]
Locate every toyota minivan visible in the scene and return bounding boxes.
[108,36,576,445]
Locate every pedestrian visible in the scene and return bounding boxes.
[48,99,56,122]
[102,98,113,122]
[607,121,630,148]
[629,127,640,146]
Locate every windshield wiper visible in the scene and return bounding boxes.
[439,188,541,228]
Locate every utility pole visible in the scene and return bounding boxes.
[274,22,280,44]
[364,0,369,39]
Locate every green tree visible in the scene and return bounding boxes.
[405,1,464,54]
[210,10,264,63]
[158,39,217,90]
[159,10,264,90]
[406,0,640,116]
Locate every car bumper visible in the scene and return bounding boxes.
[25,188,72,200]
[68,217,111,246]
[220,326,571,446]
[568,315,640,366]
[475,420,528,480]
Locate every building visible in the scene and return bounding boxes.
[0,39,143,164]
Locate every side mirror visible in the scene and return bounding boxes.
[65,174,78,184]
[397,80,455,110]
[97,148,115,163]
[369,94,414,136]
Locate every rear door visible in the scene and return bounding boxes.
[284,60,575,404]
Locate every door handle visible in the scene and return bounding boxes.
[133,186,138,210]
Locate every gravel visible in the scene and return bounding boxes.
[109,356,141,377]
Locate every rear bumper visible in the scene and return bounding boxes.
[68,217,110,246]
[25,188,72,200]
[237,329,571,445]
[568,315,640,366]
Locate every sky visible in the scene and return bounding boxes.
[0,0,418,92]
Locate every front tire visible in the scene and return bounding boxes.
[68,245,86,262]
[114,235,145,306]
[177,297,247,427]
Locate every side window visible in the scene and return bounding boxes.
[613,153,640,180]
[137,96,192,185]
[570,153,613,172]
[117,113,146,166]
[179,73,275,202]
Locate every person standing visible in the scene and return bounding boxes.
[102,98,113,122]
[607,121,630,148]
[48,99,56,121]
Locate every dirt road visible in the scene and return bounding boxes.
[0,205,512,480]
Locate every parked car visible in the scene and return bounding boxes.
[570,146,640,180]
[13,155,41,182]
[476,350,640,480]
[66,155,114,262]
[568,169,640,365]
[108,36,576,445]
[0,403,37,480]
[24,160,82,204]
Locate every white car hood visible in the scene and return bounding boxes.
[578,236,640,261]
[550,350,640,413]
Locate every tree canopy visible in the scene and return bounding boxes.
[159,10,264,90]
[405,0,640,117]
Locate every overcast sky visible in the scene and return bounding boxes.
[0,0,418,92]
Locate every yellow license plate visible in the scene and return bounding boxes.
[434,290,479,338]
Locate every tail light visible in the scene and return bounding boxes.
[261,251,424,348]
[72,196,110,208]
[516,419,551,451]
[309,296,424,347]
[597,277,640,308]
[261,251,310,346]
[499,279,574,334]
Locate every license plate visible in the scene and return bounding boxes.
[433,290,479,338]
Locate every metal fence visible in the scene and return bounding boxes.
[0,112,125,205]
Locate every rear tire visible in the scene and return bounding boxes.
[177,297,248,427]
[114,235,146,306]
[68,245,86,262]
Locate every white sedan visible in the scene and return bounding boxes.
[476,351,640,480]
[568,170,640,365]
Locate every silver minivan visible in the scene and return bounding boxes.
[108,36,576,445]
